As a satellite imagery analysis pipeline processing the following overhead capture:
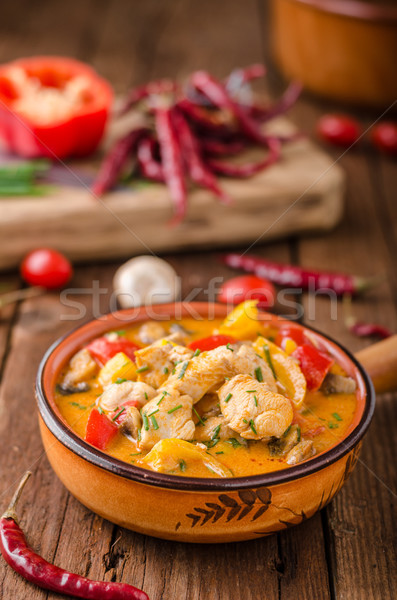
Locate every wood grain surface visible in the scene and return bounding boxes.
[0,1,396,599]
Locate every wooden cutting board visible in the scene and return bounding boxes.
[0,117,344,271]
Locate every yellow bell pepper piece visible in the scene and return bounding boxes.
[218,300,260,339]
[98,352,136,387]
[253,337,306,407]
[142,439,231,477]
[284,338,298,355]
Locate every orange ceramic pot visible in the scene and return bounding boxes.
[271,0,397,108]
[36,303,374,543]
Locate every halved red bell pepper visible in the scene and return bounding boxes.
[86,336,141,366]
[292,344,334,391]
[0,56,113,158]
[85,408,118,450]
[188,334,237,352]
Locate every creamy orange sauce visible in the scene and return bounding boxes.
[55,318,357,478]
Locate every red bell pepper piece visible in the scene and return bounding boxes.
[86,336,141,366]
[85,408,118,450]
[188,334,237,352]
[0,56,113,158]
[275,324,306,348]
[292,344,334,391]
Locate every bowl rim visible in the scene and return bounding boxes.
[283,0,397,22]
[36,302,375,492]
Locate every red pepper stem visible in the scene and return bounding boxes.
[0,286,45,308]
[2,471,31,522]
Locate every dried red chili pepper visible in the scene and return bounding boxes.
[221,253,379,296]
[155,106,187,224]
[118,79,178,116]
[0,472,149,599]
[92,128,148,197]
[137,135,164,182]
[200,137,247,156]
[207,137,281,177]
[172,108,231,204]
[348,322,392,339]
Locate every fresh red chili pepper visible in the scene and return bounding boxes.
[118,79,177,116]
[85,408,119,450]
[207,137,281,177]
[292,344,334,391]
[221,253,378,296]
[86,336,141,366]
[316,114,361,147]
[172,108,231,204]
[371,122,397,156]
[0,56,113,159]
[155,106,188,224]
[92,128,148,197]
[137,135,164,182]
[0,472,149,599]
[188,334,237,352]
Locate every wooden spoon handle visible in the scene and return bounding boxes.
[355,334,397,394]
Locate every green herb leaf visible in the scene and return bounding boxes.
[163,367,169,374]
[167,404,183,414]
[297,426,301,442]
[263,345,277,379]
[227,438,242,449]
[254,395,258,407]
[224,393,233,403]
[328,422,339,429]
[178,360,190,379]
[332,412,342,421]
[136,365,149,373]
[193,349,201,357]
[112,407,126,421]
[142,413,149,431]
[179,459,187,472]
[255,366,263,382]
[226,343,234,352]
[150,415,159,430]
[249,419,257,435]
[69,402,86,410]
[246,390,257,393]
[193,407,205,426]
[148,408,159,416]
[215,451,224,455]
[212,425,221,440]
[115,377,127,384]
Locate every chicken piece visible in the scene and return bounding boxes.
[98,381,156,412]
[164,345,235,402]
[286,439,315,465]
[194,415,236,443]
[194,393,221,419]
[139,389,195,450]
[230,344,277,393]
[135,339,193,388]
[63,348,98,386]
[120,406,142,440]
[141,439,231,477]
[219,374,293,441]
[138,322,167,344]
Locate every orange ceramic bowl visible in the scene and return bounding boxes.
[271,0,397,108]
[35,303,374,543]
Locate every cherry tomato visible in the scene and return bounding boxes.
[275,324,306,348]
[188,334,237,352]
[217,275,276,308]
[371,122,397,156]
[85,408,118,450]
[20,248,73,289]
[316,114,361,147]
[86,337,141,365]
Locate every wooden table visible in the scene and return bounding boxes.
[0,1,396,599]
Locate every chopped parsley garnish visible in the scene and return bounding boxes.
[142,413,149,431]
[332,412,342,421]
[249,419,257,435]
[178,360,189,379]
[148,408,159,416]
[255,366,263,382]
[193,349,201,357]
[163,367,169,374]
[254,395,258,407]
[224,393,233,403]
[115,377,127,384]
[150,415,159,430]
[69,402,86,410]
[227,438,242,449]
[112,407,126,421]
[226,343,234,352]
[136,365,149,373]
[193,407,205,426]
[263,345,277,379]
[179,459,187,472]
[157,390,170,405]
[212,425,221,440]
[167,404,183,414]
[328,422,339,429]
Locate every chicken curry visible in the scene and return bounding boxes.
[55,302,358,478]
